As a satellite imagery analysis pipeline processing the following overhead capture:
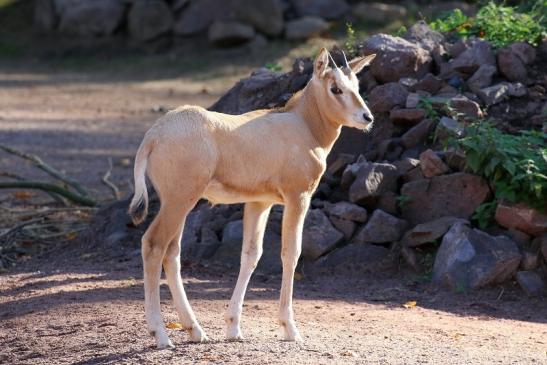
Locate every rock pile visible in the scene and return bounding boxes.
[91,20,546,295]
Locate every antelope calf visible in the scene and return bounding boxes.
[129,48,376,348]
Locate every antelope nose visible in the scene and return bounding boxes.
[363,113,373,122]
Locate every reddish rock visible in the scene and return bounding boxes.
[402,216,467,247]
[389,108,426,125]
[451,39,496,75]
[401,173,491,225]
[419,149,449,178]
[410,73,443,94]
[497,48,528,83]
[495,201,547,237]
[401,119,434,148]
[369,82,408,114]
[450,95,483,119]
[508,42,536,65]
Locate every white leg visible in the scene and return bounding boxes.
[141,203,190,349]
[279,194,309,341]
[163,227,208,343]
[225,202,272,340]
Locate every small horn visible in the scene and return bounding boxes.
[341,50,349,69]
[327,51,338,69]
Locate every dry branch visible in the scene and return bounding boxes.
[0,181,96,206]
[0,144,90,197]
[101,157,121,200]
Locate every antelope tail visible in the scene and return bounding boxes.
[128,138,153,225]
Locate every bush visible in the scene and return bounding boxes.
[452,123,547,228]
[430,1,546,47]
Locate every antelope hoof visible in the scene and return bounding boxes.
[154,334,175,349]
[281,322,302,342]
[188,326,208,343]
[226,325,244,341]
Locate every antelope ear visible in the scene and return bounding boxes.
[349,54,376,74]
[314,48,329,78]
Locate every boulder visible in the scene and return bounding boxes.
[393,157,420,176]
[450,39,496,76]
[362,34,432,83]
[538,234,547,261]
[449,95,483,119]
[353,209,408,244]
[401,173,490,225]
[57,0,126,36]
[494,201,547,237]
[348,162,398,205]
[234,0,284,36]
[212,220,282,273]
[405,93,422,108]
[327,153,355,176]
[520,251,539,271]
[497,48,528,83]
[313,243,394,274]
[34,0,57,32]
[377,191,398,215]
[410,73,443,94]
[419,149,449,178]
[433,222,522,290]
[291,0,350,20]
[368,82,409,114]
[403,21,444,52]
[285,16,329,40]
[434,116,464,141]
[323,201,368,222]
[389,108,426,125]
[515,271,546,297]
[476,83,510,106]
[352,2,406,23]
[508,42,536,65]
[402,216,467,247]
[173,0,228,36]
[302,209,344,260]
[329,216,356,240]
[466,64,497,91]
[208,21,255,46]
[128,0,174,42]
[401,118,435,148]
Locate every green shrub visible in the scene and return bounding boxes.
[430,1,545,47]
[453,123,547,228]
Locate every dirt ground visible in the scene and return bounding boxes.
[0,46,546,364]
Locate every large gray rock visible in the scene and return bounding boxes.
[401,173,490,225]
[57,0,126,36]
[516,271,546,297]
[433,222,522,290]
[353,209,408,244]
[403,21,444,52]
[208,21,255,46]
[128,0,174,42]
[234,0,284,36]
[401,118,435,148]
[497,48,528,83]
[291,0,349,20]
[34,0,57,32]
[368,82,409,114]
[466,64,497,92]
[450,39,496,76]
[173,0,229,36]
[323,201,368,223]
[352,2,406,23]
[508,42,536,65]
[362,34,432,83]
[212,220,283,273]
[313,243,394,274]
[302,209,344,261]
[285,16,329,40]
[348,161,398,205]
[402,216,467,247]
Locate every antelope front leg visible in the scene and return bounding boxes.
[225,202,272,340]
[279,195,310,341]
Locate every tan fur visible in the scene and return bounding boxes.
[129,48,376,348]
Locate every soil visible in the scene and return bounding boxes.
[0,45,546,365]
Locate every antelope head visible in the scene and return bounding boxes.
[311,47,376,131]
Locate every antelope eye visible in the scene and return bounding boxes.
[330,85,343,95]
